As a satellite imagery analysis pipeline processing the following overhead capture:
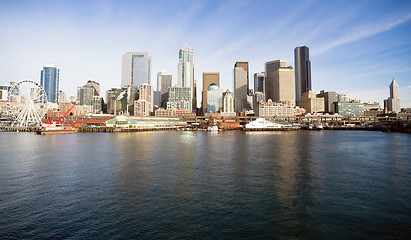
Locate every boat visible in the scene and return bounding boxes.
[245,118,283,129]
[207,125,219,132]
[35,125,78,135]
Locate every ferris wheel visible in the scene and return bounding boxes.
[7,80,48,127]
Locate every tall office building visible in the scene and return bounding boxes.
[271,66,295,106]
[294,46,311,105]
[159,72,173,108]
[202,72,220,111]
[265,60,286,101]
[121,52,151,88]
[167,87,192,111]
[77,80,100,106]
[105,88,123,115]
[317,90,338,113]
[193,79,197,110]
[254,72,265,94]
[157,71,164,92]
[85,80,100,96]
[77,85,95,106]
[234,62,249,113]
[178,45,194,109]
[135,84,153,116]
[57,90,68,103]
[40,64,59,103]
[384,79,401,113]
[207,83,224,113]
[222,90,235,116]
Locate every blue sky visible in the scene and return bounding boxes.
[1,0,411,107]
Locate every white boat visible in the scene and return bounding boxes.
[207,125,219,132]
[245,118,283,129]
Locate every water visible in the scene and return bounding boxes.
[0,131,410,239]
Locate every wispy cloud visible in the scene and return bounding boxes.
[315,12,411,55]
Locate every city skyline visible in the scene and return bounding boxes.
[0,0,411,107]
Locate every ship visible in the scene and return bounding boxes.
[245,118,284,129]
[35,125,78,135]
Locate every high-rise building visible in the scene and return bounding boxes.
[91,96,103,114]
[317,90,338,113]
[77,80,101,107]
[77,86,95,106]
[222,90,235,117]
[234,62,249,113]
[85,80,100,96]
[271,66,295,106]
[138,84,153,114]
[157,71,165,92]
[193,79,197,110]
[178,45,194,108]
[253,92,265,110]
[254,72,265,95]
[40,64,59,103]
[159,72,172,108]
[121,52,151,88]
[207,83,224,113]
[202,72,220,111]
[384,79,401,113]
[167,87,192,111]
[265,60,286,101]
[57,90,68,103]
[294,46,311,105]
[105,88,124,115]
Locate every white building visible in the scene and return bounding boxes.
[121,52,151,88]
[221,90,235,117]
[384,79,401,113]
[255,99,296,117]
[178,45,194,108]
[167,87,192,112]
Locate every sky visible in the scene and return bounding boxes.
[1,0,411,107]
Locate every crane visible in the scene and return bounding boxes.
[43,102,78,127]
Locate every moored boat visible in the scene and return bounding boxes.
[35,125,78,134]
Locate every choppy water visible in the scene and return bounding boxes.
[0,131,410,239]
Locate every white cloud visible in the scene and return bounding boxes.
[315,13,411,55]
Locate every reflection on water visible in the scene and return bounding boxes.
[0,131,410,239]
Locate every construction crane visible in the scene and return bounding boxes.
[43,102,78,127]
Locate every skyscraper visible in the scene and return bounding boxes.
[254,72,265,94]
[294,46,311,105]
[159,72,173,108]
[85,80,100,96]
[272,66,295,106]
[121,52,151,88]
[234,62,249,113]
[265,60,286,101]
[40,64,59,103]
[384,79,401,113]
[178,45,195,110]
[202,72,220,111]
[135,83,153,116]
[222,90,235,115]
